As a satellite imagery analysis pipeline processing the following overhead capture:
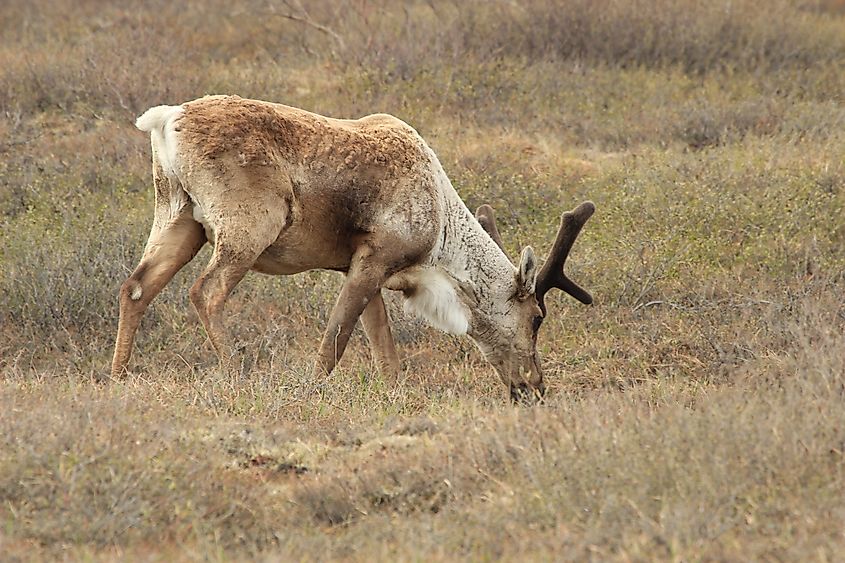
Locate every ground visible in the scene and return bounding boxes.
[1,1,844,560]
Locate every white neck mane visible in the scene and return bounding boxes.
[400,156,516,336]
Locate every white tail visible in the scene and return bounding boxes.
[135,105,181,132]
[135,105,183,178]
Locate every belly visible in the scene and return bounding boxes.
[250,223,357,275]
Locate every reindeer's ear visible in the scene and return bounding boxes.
[516,246,538,298]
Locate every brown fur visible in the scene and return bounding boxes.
[113,96,440,380]
[112,96,593,402]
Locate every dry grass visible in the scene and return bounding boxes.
[1,0,845,560]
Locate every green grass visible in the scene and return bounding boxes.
[1,0,845,560]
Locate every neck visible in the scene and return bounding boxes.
[429,187,516,320]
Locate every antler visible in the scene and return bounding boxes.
[535,201,595,313]
[476,201,594,313]
[475,204,505,250]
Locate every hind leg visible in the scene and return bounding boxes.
[111,212,206,378]
[189,220,282,376]
[189,252,250,374]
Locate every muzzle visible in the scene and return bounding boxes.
[509,381,546,405]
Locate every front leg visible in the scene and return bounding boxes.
[315,249,390,376]
[360,290,400,378]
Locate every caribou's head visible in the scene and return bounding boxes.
[473,201,595,404]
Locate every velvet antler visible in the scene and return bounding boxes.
[535,201,594,314]
[475,204,505,250]
[475,201,594,313]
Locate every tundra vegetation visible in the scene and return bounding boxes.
[1,0,844,560]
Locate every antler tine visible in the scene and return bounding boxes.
[536,201,595,312]
[475,204,505,251]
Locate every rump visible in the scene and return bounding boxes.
[136,105,184,179]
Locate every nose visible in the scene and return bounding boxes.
[509,381,545,404]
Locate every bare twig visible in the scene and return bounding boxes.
[632,300,687,313]
[0,130,43,154]
[263,0,346,52]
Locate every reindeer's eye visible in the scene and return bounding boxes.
[531,315,544,332]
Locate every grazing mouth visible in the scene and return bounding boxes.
[510,381,545,405]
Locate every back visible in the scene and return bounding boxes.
[173,96,442,273]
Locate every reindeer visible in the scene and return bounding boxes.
[112,95,594,402]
